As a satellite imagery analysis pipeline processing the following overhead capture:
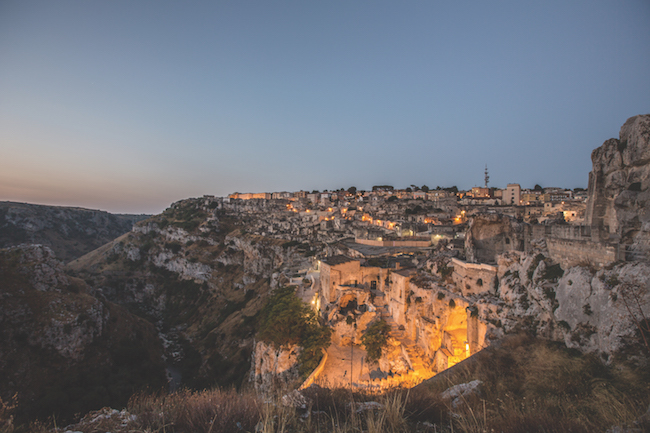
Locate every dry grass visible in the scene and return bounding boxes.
[13,335,650,432]
[0,395,16,433]
[415,334,650,433]
[128,388,261,433]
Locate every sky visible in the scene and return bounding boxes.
[1,1,649,214]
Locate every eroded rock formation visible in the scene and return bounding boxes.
[586,114,650,260]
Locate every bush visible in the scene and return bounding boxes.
[438,262,454,281]
[165,242,182,254]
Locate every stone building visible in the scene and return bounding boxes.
[503,184,521,206]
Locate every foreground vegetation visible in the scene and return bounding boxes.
[4,335,648,433]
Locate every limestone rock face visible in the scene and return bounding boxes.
[250,340,301,394]
[2,245,106,360]
[465,214,525,264]
[378,338,410,375]
[331,311,377,346]
[493,248,650,361]
[15,244,69,292]
[586,114,650,259]
[555,261,650,357]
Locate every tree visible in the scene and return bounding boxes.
[258,286,332,375]
[534,184,543,191]
[361,319,391,363]
[405,187,412,193]
[421,185,430,192]
[347,186,357,195]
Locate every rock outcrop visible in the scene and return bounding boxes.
[491,249,650,362]
[67,198,314,392]
[250,341,301,394]
[585,114,650,260]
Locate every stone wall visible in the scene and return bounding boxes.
[451,258,497,296]
[386,270,411,325]
[320,258,361,303]
[546,237,618,269]
[355,238,431,247]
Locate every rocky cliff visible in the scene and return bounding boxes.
[0,245,166,424]
[249,341,301,394]
[585,114,650,259]
[66,198,313,391]
[490,247,650,362]
[0,201,149,262]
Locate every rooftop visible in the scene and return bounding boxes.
[322,255,357,266]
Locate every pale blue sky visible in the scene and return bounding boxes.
[1,1,649,213]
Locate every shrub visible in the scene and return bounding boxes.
[128,388,261,433]
[165,242,183,254]
[438,262,454,281]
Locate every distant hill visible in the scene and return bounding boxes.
[0,201,150,263]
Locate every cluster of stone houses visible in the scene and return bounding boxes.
[218,183,588,256]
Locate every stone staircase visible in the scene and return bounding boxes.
[443,333,467,367]
[385,319,433,378]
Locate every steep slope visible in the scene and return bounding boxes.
[0,201,149,262]
[0,245,167,425]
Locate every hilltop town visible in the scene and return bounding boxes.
[226,181,587,246]
[171,115,648,392]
